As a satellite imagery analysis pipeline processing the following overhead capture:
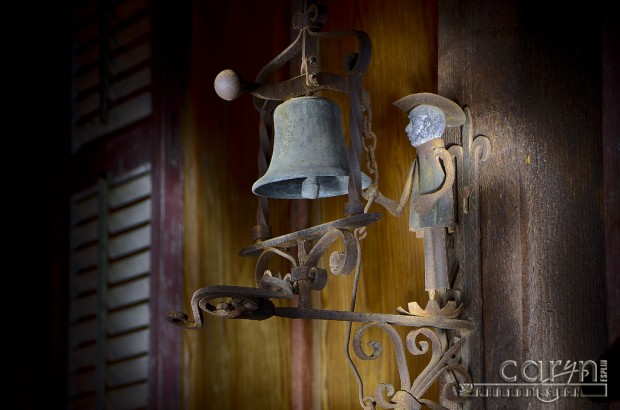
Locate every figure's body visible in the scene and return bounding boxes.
[364,97,464,295]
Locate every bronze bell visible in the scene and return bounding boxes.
[252,96,371,199]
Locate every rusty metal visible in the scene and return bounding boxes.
[213,7,374,219]
[246,213,379,309]
[423,227,449,291]
[169,0,491,406]
[167,290,473,331]
[240,212,381,256]
[167,105,490,410]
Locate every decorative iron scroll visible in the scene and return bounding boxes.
[166,107,490,409]
[168,1,491,407]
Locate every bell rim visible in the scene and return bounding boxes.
[252,172,372,199]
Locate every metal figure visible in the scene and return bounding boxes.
[365,93,466,296]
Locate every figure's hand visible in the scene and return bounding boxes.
[361,160,416,217]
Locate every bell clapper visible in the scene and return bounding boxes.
[301,176,320,199]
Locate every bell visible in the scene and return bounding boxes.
[252,96,371,199]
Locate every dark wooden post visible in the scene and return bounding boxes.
[439,1,609,408]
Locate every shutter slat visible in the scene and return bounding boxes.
[108,302,149,335]
[71,243,99,273]
[69,368,97,395]
[68,394,96,410]
[75,68,151,117]
[71,195,99,225]
[107,328,149,362]
[109,42,150,76]
[70,344,97,371]
[72,269,97,296]
[73,91,153,148]
[71,219,98,249]
[68,158,152,408]
[111,16,151,51]
[69,318,97,347]
[70,294,98,323]
[72,0,153,150]
[113,0,150,22]
[108,250,150,284]
[107,382,148,410]
[108,277,150,310]
[108,224,150,259]
[108,198,151,234]
[109,172,151,208]
[107,355,148,387]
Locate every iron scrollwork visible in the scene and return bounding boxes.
[166,2,490,408]
[166,107,490,409]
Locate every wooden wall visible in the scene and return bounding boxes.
[438,1,609,408]
[183,1,293,408]
[182,0,436,408]
[315,1,437,408]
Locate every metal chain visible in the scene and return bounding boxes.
[356,90,380,241]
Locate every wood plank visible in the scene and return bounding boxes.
[182,1,293,408]
[315,1,435,408]
[603,7,620,346]
[183,0,435,408]
[439,1,607,408]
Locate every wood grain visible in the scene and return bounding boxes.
[183,0,437,408]
[316,1,437,408]
[439,1,608,408]
[183,1,293,408]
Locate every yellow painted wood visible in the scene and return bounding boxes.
[314,1,438,408]
[182,1,293,408]
[182,0,437,408]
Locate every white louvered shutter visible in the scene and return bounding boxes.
[69,164,153,409]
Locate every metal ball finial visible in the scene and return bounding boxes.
[214,69,244,101]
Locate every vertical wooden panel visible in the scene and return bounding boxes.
[184,1,436,408]
[316,1,436,408]
[603,7,620,348]
[439,1,608,408]
[183,1,293,409]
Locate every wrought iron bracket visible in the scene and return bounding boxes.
[166,107,490,409]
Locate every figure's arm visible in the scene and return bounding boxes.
[412,147,455,215]
[362,159,416,217]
